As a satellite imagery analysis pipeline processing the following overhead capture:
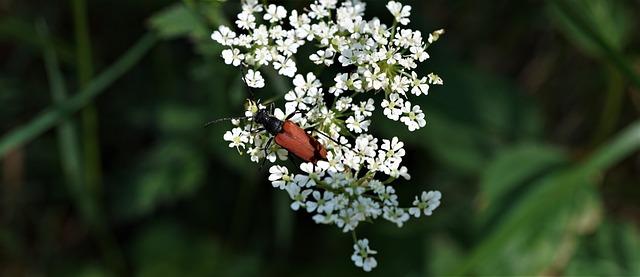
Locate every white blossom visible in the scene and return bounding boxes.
[352,239,378,272]
[269,165,293,190]
[212,0,445,271]
[244,69,265,88]
[386,1,411,25]
[273,55,297,77]
[400,102,426,131]
[381,93,405,121]
[221,48,244,66]
[409,190,441,217]
[410,72,430,96]
[211,25,236,46]
[236,11,256,30]
[286,183,312,211]
[263,4,287,23]
[223,127,249,150]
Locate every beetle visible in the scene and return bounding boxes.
[207,67,335,165]
[207,102,328,164]
[254,107,327,164]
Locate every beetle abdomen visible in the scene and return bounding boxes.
[274,121,327,163]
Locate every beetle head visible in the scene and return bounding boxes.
[254,108,269,125]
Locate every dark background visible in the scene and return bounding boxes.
[1,0,639,276]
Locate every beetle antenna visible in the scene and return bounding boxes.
[204,116,249,127]
[311,129,359,156]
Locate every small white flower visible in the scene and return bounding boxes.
[351,239,378,272]
[293,72,322,94]
[211,25,236,46]
[330,73,349,96]
[253,47,273,66]
[381,93,405,121]
[263,4,287,23]
[346,115,370,133]
[410,72,429,96]
[236,11,256,30]
[286,183,312,211]
[377,186,399,206]
[335,97,353,111]
[223,127,249,149]
[352,99,375,117]
[400,102,426,131]
[386,1,411,25]
[390,75,410,95]
[363,65,387,90]
[269,165,294,190]
[244,69,265,88]
[273,55,297,77]
[221,48,244,66]
[309,2,330,19]
[309,49,334,66]
[284,89,308,112]
[383,206,409,227]
[276,37,301,55]
[380,136,405,162]
[252,25,270,45]
[410,46,429,62]
[295,161,329,188]
[241,0,262,13]
[306,190,335,213]
[409,190,441,217]
[427,73,444,85]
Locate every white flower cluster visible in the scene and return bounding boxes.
[213,0,443,272]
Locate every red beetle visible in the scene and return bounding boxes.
[209,104,328,164]
[253,108,327,164]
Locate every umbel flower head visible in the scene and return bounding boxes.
[212,0,443,271]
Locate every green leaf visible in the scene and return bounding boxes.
[452,120,640,275]
[453,168,599,275]
[148,4,208,40]
[478,143,568,225]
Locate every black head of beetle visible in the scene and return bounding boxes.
[254,108,284,136]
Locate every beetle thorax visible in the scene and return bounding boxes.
[254,109,283,135]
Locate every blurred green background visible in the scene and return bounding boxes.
[1,0,640,276]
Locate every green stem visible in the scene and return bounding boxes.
[39,20,127,275]
[0,33,157,157]
[72,0,103,196]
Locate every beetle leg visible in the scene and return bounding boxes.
[260,136,274,169]
[307,127,353,150]
[285,107,310,120]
